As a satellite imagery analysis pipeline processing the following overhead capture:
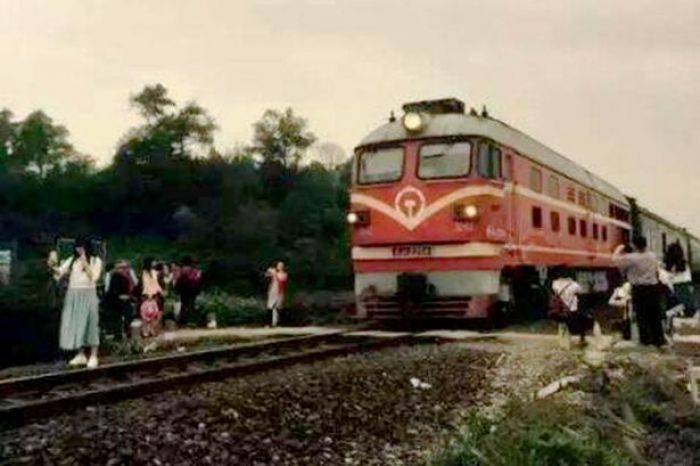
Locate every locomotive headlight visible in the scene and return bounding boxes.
[347,210,370,226]
[464,204,479,219]
[454,203,480,222]
[402,112,424,132]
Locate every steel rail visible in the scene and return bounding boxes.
[0,333,411,429]
[0,330,348,397]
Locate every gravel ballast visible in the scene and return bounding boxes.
[1,343,499,466]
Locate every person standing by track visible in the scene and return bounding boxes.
[174,256,202,326]
[613,236,665,347]
[266,262,288,327]
[54,238,103,368]
[139,258,163,337]
[104,260,137,340]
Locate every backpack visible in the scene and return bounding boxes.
[548,282,573,321]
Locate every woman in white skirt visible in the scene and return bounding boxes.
[54,239,103,368]
[266,262,288,327]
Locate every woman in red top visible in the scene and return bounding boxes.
[266,262,288,327]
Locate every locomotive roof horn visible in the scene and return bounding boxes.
[402,98,465,115]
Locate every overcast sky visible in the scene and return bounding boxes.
[2,0,699,233]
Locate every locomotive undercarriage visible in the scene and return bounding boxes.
[353,266,619,324]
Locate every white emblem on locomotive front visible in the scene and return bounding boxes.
[394,186,426,220]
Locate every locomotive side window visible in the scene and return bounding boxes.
[358,147,404,184]
[477,143,501,179]
[568,217,577,235]
[530,167,543,192]
[550,211,561,232]
[532,206,543,229]
[577,190,586,207]
[418,142,471,179]
[547,175,560,198]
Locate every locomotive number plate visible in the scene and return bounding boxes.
[391,245,433,258]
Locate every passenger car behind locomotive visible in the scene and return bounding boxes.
[347,98,699,320]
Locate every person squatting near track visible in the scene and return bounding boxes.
[53,238,103,368]
[609,281,636,342]
[266,262,288,327]
[549,267,592,347]
[613,236,665,347]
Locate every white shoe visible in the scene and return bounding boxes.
[87,356,99,369]
[68,353,87,367]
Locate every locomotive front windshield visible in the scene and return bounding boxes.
[418,141,471,179]
[358,147,404,184]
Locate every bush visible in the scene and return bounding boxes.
[435,399,633,466]
[194,289,267,327]
[0,259,61,367]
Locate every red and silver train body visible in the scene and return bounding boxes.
[347,98,698,320]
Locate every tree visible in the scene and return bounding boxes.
[0,109,15,166]
[116,85,217,164]
[252,108,316,168]
[13,111,73,178]
[166,102,217,157]
[130,83,175,122]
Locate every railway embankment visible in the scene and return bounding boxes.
[1,330,699,465]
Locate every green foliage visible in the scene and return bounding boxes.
[252,107,316,168]
[2,84,351,303]
[436,399,632,466]
[130,83,175,121]
[6,110,78,178]
[194,289,268,326]
[118,83,217,165]
[435,357,700,466]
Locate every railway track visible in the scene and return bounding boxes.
[0,330,414,429]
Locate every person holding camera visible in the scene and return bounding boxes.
[613,236,664,347]
[54,238,103,368]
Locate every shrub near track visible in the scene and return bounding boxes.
[435,353,700,466]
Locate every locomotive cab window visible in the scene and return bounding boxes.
[358,147,404,184]
[417,141,471,179]
[477,143,501,179]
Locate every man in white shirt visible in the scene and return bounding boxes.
[613,236,664,347]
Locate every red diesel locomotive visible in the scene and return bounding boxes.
[347,98,700,320]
